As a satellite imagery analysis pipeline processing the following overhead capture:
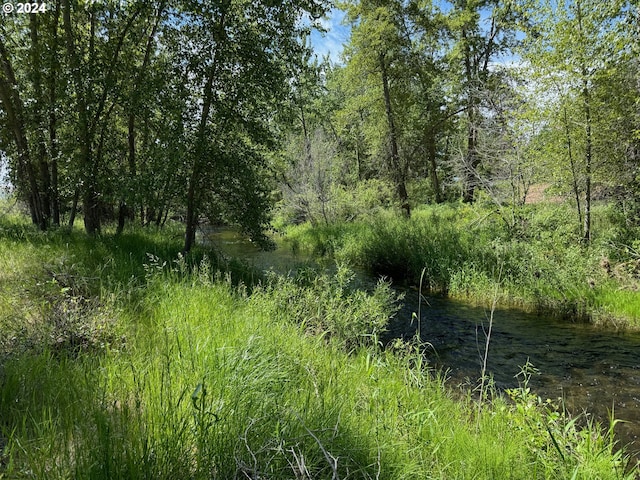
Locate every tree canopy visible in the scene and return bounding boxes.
[0,0,638,246]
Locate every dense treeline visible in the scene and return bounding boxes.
[0,0,328,250]
[0,0,638,249]
[279,0,639,244]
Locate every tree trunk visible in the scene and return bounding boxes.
[184,174,198,252]
[0,37,45,228]
[123,2,165,230]
[184,72,215,252]
[49,0,61,226]
[68,188,79,227]
[116,201,127,235]
[562,105,583,236]
[461,25,479,204]
[30,15,52,228]
[426,130,442,203]
[582,79,592,243]
[63,0,101,235]
[379,53,409,215]
[183,3,229,252]
[577,0,592,243]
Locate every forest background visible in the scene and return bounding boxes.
[0,0,637,249]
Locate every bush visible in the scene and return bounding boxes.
[254,265,400,351]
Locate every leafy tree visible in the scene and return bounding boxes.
[176,0,328,252]
[446,0,518,203]
[340,0,413,213]
[519,0,632,241]
[0,11,63,229]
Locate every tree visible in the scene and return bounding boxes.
[177,0,328,252]
[340,0,412,213]
[0,14,61,229]
[519,0,631,241]
[447,0,518,203]
[62,0,155,234]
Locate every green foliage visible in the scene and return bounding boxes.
[0,216,635,478]
[284,202,640,326]
[254,265,400,351]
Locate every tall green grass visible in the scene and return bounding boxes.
[284,202,640,327]
[0,215,635,478]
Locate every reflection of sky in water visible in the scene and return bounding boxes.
[205,227,640,458]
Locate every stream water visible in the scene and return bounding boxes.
[203,227,640,459]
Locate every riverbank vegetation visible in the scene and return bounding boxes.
[281,200,640,328]
[1,0,638,323]
[0,216,636,478]
[1,0,640,476]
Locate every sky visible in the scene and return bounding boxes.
[307,4,523,67]
[309,8,350,64]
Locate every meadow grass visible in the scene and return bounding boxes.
[283,202,640,328]
[0,215,635,478]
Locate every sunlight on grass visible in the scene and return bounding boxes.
[0,216,636,478]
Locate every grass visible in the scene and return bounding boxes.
[0,214,636,478]
[282,202,640,328]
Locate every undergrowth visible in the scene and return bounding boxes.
[0,215,636,478]
[283,202,640,327]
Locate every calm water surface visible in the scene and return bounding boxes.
[391,293,640,456]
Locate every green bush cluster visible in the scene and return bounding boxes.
[253,265,400,351]
[283,202,640,325]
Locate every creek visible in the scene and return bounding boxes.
[204,227,640,458]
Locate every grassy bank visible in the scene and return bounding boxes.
[283,202,640,328]
[0,215,636,478]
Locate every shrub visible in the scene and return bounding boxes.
[253,265,400,351]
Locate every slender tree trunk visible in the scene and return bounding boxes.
[462,26,479,204]
[116,201,127,235]
[379,53,409,215]
[184,3,229,252]
[582,79,592,243]
[576,0,592,243]
[123,2,165,230]
[184,171,199,252]
[184,73,215,252]
[0,38,45,228]
[68,188,79,227]
[63,0,101,235]
[562,105,583,236]
[30,16,52,227]
[426,130,442,203]
[118,110,136,234]
[49,0,61,226]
